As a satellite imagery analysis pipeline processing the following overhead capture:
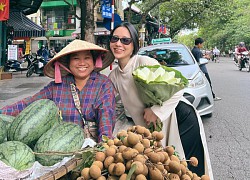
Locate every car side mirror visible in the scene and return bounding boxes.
[200,58,208,65]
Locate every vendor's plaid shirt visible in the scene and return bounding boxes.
[0,72,116,142]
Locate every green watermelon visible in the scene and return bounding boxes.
[0,114,15,129]
[34,122,84,166]
[7,99,59,147]
[0,120,7,144]
[0,141,35,171]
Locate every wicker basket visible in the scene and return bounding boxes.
[35,158,82,180]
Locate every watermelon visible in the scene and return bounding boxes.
[0,114,15,129]
[7,99,59,147]
[34,122,84,166]
[0,120,7,143]
[0,141,35,171]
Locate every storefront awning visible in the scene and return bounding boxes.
[7,11,46,38]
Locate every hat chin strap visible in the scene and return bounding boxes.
[95,54,103,68]
[54,61,72,83]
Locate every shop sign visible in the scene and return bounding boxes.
[102,5,112,19]
[8,45,18,60]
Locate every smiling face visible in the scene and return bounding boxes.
[109,27,134,66]
[69,51,94,81]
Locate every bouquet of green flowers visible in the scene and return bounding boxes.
[132,65,188,107]
[132,65,188,131]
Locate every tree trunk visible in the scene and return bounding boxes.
[80,0,86,40]
[84,0,95,43]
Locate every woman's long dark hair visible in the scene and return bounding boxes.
[108,22,139,57]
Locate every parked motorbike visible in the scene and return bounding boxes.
[238,51,249,72]
[4,55,30,72]
[26,54,48,77]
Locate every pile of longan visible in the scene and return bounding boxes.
[75,125,210,180]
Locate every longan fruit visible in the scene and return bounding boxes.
[127,132,139,146]
[102,143,110,150]
[117,130,128,138]
[122,147,137,160]
[156,131,164,141]
[104,156,114,169]
[133,154,147,164]
[114,152,124,163]
[148,152,161,163]
[189,157,198,167]
[113,162,126,176]
[126,160,133,170]
[181,174,191,180]
[170,155,180,163]
[201,175,210,180]
[131,161,144,175]
[161,151,169,162]
[141,139,150,148]
[148,167,163,180]
[180,163,187,175]
[106,147,116,157]
[135,125,145,134]
[121,137,130,147]
[154,141,162,147]
[156,152,165,162]
[186,170,193,178]
[142,164,149,176]
[151,131,159,139]
[107,139,115,146]
[119,174,127,180]
[180,160,188,167]
[144,147,153,155]
[143,128,151,137]
[95,151,106,162]
[168,161,181,174]
[114,138,122,146]
[92,160,104,170]
[118,145,127,153]
[135,174,147,180]
[155,162,164,172]
[168,173,180,179]
[97,176,106,180]
[165,146,175,156]
[108,163,116,175]
[133,143,144,153]
[81,168,90,179]
[89,165,101,179]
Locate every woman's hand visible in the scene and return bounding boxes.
[143,108,158,128]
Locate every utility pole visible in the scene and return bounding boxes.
[80,0,86,40]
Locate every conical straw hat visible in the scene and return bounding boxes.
[44,39,114,79]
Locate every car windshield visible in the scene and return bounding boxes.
[138,46,195,67]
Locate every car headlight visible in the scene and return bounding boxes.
[188,71,206,88]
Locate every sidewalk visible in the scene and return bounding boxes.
[0,72,51,108]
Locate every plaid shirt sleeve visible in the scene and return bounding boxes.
[94,78,116,142]
[0,82,53,116]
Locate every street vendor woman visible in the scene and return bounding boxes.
[108,22,213,179]
[0,40,116,142]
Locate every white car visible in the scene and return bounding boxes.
[138,42,214,117]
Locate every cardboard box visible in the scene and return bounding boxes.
[0,72,12,80]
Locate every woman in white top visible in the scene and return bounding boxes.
[108,22,213,179]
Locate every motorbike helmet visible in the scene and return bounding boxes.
[239,42,245,47]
